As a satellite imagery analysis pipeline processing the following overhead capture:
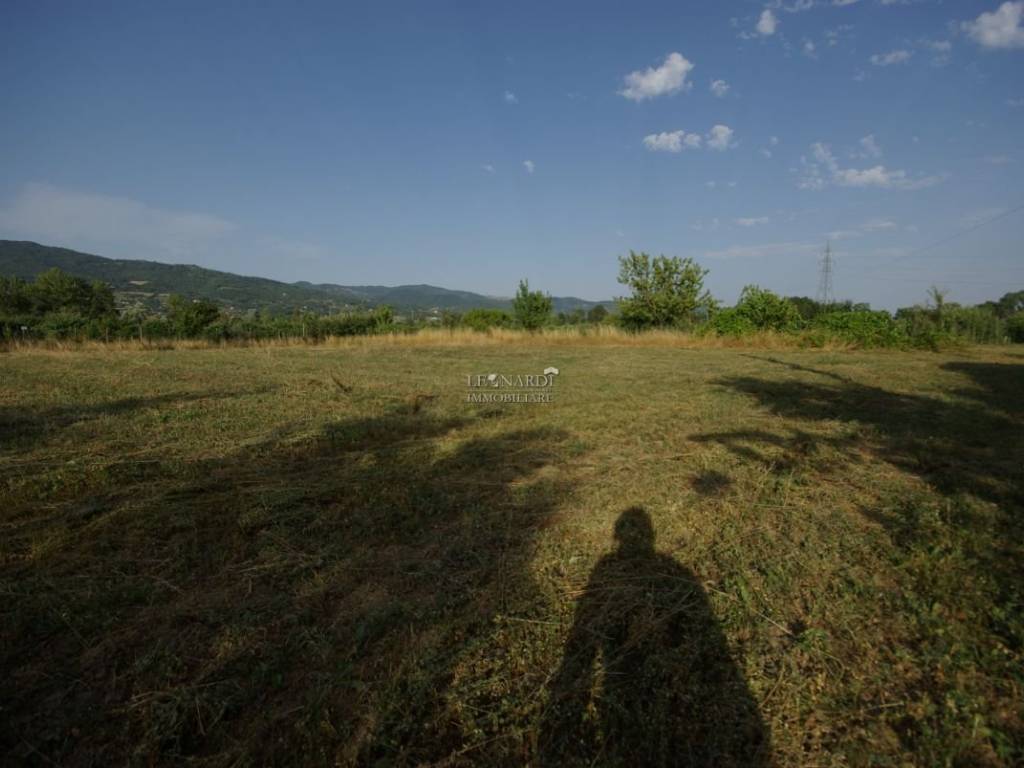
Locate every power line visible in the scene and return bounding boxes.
[840,274,1023,287]
[881,203,1024,267]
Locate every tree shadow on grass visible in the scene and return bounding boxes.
[704,359,1023,509]
[0,388,275,451]
[692,469,733,496]
[1,404,574,766]
[942,361,1024,418]
[692,359,1024,758]
[539,508,769,768]
[697,359,1024,664]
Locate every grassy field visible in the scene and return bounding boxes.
[2,340,1022,766]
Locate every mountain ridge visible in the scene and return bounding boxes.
[0,241,614,315]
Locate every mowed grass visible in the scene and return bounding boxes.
[1,342,1022,766]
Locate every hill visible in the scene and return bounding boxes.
[0,241,613,315]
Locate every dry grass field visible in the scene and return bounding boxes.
[2,339,1022,766]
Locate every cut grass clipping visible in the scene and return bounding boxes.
[2,342,1022,765]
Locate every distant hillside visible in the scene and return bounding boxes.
[294,282,511,312]
[0,241,614,315]
[0,241,358,314]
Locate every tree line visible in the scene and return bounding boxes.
[2,259,1022,347]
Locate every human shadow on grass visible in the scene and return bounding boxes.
[539,508,769,768]
[1,405,574,766]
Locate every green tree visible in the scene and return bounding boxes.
[785,296,824,321]
[86,279,116,318]
[995,290,1024,319]
[30,268,103,316]
[566,308,586,325]
[615,251,714,330]
[587,304,609,324]
[1006,313,1024,343]
[927,286,949,318]
[0,276,32,315]
[167,294,221,337]
[512,279,553,330]
[732,285,802,331]
[373,305,394,329]
[20,268,116,319]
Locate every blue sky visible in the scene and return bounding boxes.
[1,0,1022,309]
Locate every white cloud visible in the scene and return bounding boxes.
[857,134,883,158]
[870,49,912,66]
[862,217,898,231]
[770,136,780,146]
[827,218,897,240]
[917,38,952,66]
[643,125,734,154]
[523,160,535,174]
[1007,98,1024,107]
[707,124,736,151]
[826,229,862,240]
[736,216,771,227]
[962,2,1024,49]
[757,9,779,35]
[803,40,818,58]
[643,130,702,153]
[834,167,901,187]
[0,183,235,260]
[799,143,944,190]
[769,0,815,11]
[482,164,495,173]
[620,52,695,101]
[503,90,518,104]
[710,79,730,98]
[761,148,774,158]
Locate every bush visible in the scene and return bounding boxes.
[1006,313,1024,343]
[813,310,905,348]
[710,308,756,336]
[894,304,1006,347]
[462,308,513,331]
[38,311,91,339]
[721,286,802,333]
